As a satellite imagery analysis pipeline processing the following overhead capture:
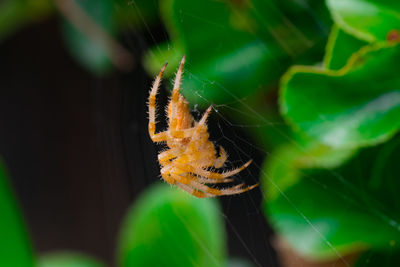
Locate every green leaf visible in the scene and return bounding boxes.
[263,135,400,260]
[324,24,368,70]
[113,0,160,30]
[144,0,330,107]
[0,0,53,42]
[227,258,255,267]
[37,252,105,267]
[117,183,226,267]
[355,249,400,267]
[0,160,34,267]
[280,43,400,148]
[326,0,400,42]
[263,140,356,201]
[61,0,114,75]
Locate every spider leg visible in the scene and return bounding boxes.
[169,56,186,131]
[193,176,234,184]
[171,161,234,183]
[170,171,224,196]
[148,62,169,142]
[165,56,201,139]
[160,165,177,185]
[201,159,252,179]
[175,182,212,198]
[174,160,252,179]
[189,179,258,197]
[198,105,213,125]
[164,164,232,186]
[158,148,180,166]
[170,172,257,197]
[150,131,169,143]
[160,166,212,197]
[213,146,227,168]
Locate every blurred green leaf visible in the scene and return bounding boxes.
[263,140,356,201]
[113,0,159,30]
[355,249,400,267]
[61,0,114,75]
[0,160,34,267]
[227,257,255,267]
[144,0,330,107]
[117,183,226,267]
[38,252,105,267]
[280,43,400,148]
[263,135,400,260]
[0,0,53,42]
[326,0,400,42]
[324,24,368,70]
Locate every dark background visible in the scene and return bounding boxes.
[0,17,278,266]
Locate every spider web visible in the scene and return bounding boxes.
[116,1,400,266]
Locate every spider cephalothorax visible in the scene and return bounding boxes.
[148,56,258,197]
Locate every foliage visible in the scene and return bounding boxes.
[263,136,400,260]
[37,252,106,267]
[143,0,400,263]
[354,249,400,267]
[0,160,34,267]
[0,0,158,74]
[281,42,400,149]
[2,0,400,266]
[143,0,330,106]
[326,0,400,42]
[117,183,226,267]
[0,0,53,42]
[265,0,400,263]
[0,165,226,267]
[60,0,115,74]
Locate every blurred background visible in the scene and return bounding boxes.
[1,0,400,267]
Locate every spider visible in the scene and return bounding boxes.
[148,56,258,198]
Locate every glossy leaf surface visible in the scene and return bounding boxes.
[144,0,330,106]
[117,183,226,267]
[263,136,400,260]
[0,160,34,267]
[281,43,400,148]
[61,0,114,74]
[38,252,105,267]
[326,0,400,42]
[324,24,367,70]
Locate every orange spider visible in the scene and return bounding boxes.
[148,56,258,198]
